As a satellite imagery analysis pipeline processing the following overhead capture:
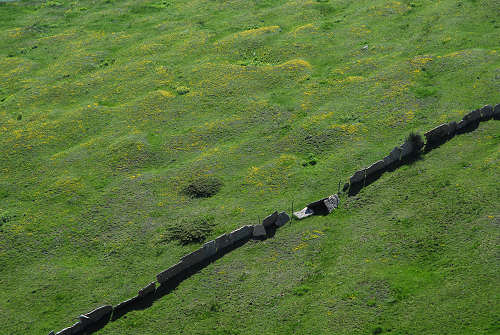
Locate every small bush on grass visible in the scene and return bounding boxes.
[159,215,215,245]
[183,176,223,198]
[406,132,424,155]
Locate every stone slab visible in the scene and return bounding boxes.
[494,104,500,120]
[399,142,414,159]
[480,105,494,121]
[323,194,339,213]
[156,261,189,283]
[228,225,253,243]
[215,233,231,252]
[349,169,365,184]
[447,121,457,137]
[366,160,386,176]
[56,322,83,335]
[83,305,113,322]
[262,211,278,228]
[425,123,449,144]
[138,282,156,297]
[252,224,266,238]
[293,207,314,220]
[456,119,468,132]
[275,211,290,227]
[463,109,481,123]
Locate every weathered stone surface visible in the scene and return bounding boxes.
[252,224,266,238]
[138,282,156,297]
[366,160,386,176]
[323,194,339,213]
[494,104,500,120]
[463,109,481,123]
[181,240,216,267]
[383,146,402,166]
[480,105,494,121]
[56,322,83,335]
[293,207,314,220]
[447,121,457,136]
[83,305,113,323]
[48,331,55,335]
[114,296,137,311]
[349,169,365,184]
[156,261,188,283]
[228,225,253,243]
[275,211,290,227]
[262,211,278,228]
[399,142,414,159]
[425,123,449,145]
[215,233,231,252]
[456,119,468,132]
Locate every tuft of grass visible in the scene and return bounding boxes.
[182,176,223,198]
[159,215,215,245]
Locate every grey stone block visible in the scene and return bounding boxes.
[323,194,339,213]
[156,261,189,283]
[480,105,494,121]
[399,142,413,159]
[293,207,314,220]
[215,233,231,252]
[262,211,278,228]
[425,123,449,145]
[181,240,216,267]
[228,225,253,243]
[82,305,113,323]
[138,282,156,297]
[463,109,481,123]
[366,160,386,176]
[275,211,290,227]
[448,121,457,137]
[494,104,500,120]
[56,322,83,335]
[456,119,467,132]
[252,224,266,238]
[48,332,55,335]
[384,146,402,166]
[349,169,366,184]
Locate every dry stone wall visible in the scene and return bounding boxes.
[50,103,498,335]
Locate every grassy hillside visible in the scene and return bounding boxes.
[0,0,499,334]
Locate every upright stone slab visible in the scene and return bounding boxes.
[138,282,156,297]
[215,233,231,252]
[447,121,457,137]
[399,142,414,159]
[293,207,314,220]
[493,104,500,120]
[384,146,402,167]
[463,109,481,123]
[480,105,494,121]
[275,211,290,227]
[228,225,253,243]
[252,224,267,239]
[82,305,113,323]
[424,123,449,146]
[262,211,278,228]
[349,169,366,185]
[366,160,386,177]
[323,194,339,213]
[56,322,83,335]
[156,261,189,283]
[456,119,468,133]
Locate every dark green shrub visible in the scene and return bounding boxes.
[183,176,223,198]
[160,215,215,245]
[406,132,424,154]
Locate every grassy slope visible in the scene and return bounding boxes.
[0,0,499,334]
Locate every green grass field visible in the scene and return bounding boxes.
[0,0,499,334]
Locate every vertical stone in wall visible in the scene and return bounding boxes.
[252,224,267,239]
[79,305,113,325]
[215,233,232,252]
[228,225,253,244]
[447,121,457,137]
[349,169,366,185]
[480,105,494,121]
[424,123,449,149]
[138,282,156,297]
[383,146,401,167]
[275,211,290,227]
[293,207,314,220]
[262,211,278,228]
[463,109,481,123]
[366,160,386,177]
[156,261,189,284]
[493,104,500,120]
